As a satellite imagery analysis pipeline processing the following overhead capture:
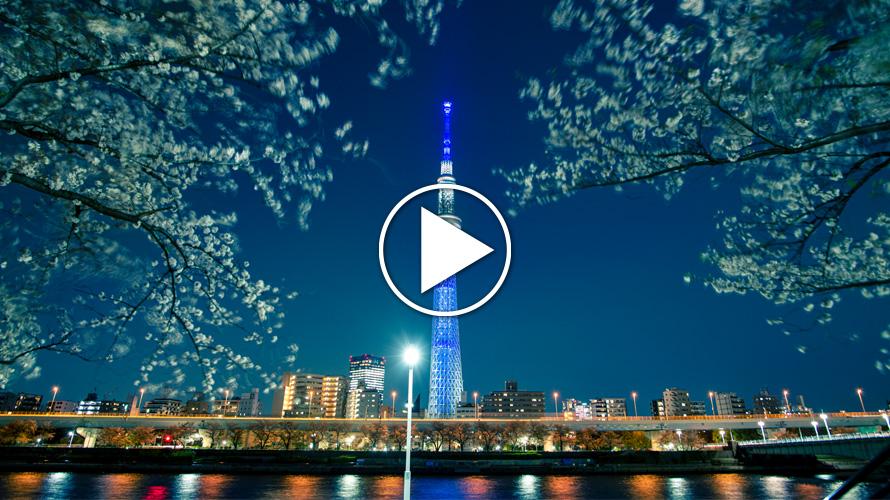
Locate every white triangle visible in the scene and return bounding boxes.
[420,207,494,293]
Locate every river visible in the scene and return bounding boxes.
[0,472,878,499]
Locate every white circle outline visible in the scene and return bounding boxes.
[378,183,512,317]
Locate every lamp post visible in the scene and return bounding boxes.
[758,421,766,442]
[403,345,420,500]
[675,429,682,449]
[718,429,726,445]
[811,420,820,438]
[308,390,314,418]
[67,431,75,448]
[473,392,479,420]
[881,412,889,431]
[223,389,230,416]
[138,388,145,414]
[631,392,638,417]
[708,391,715,416]
[820,413,831,438]
[391,390,397,418]
[856,388,865,413]
[553,392,559,420]
[49,386,59,413]
[782,389,790,414]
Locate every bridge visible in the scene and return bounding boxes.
[737,432,890,461]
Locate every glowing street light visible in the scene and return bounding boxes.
[811,420,820,438]
[473,391,479,420]
[308,390,314,417]
[856,388,865,413]
[757,421,766,442]
[49,386,59,413]
[67,431,75,448]
[708,391,715,416]
[631,392,638,417]
[782,389,790,414]
[223,389,230,417]
[553,392,560,420]
[881,411,889,431]
[138,388,146,413]
[403,345,420,500]
[820,413,831,438]
[391,390,397,418]
[718,429,726,445]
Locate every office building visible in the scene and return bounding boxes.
[653,388,705,417]
[346,381,383,419]
[0,392,42,412]
[76,392,129,415]
[752,388,784,415]
[715,392,747,416]
[237,389,261,416]
[480,381,545,418]
[46,400,77,413]
[183,392,210,415]
[590,398,627,418]
[346,354,385,419]
[143,398,183,415]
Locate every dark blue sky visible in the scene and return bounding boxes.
[17,0,887,414]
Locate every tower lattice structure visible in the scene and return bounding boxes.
[427,101,464,418]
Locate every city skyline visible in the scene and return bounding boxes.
[2,0,887,418]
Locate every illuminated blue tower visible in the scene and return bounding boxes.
[427,101,464,419]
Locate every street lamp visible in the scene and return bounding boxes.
[675,429,682,449]
[67,431,75,448]
[138,388,145,413]
[49,386,59,413]
[856,388,865,413]
[391,390,397,418]
[308,390,314,417]
[402,345,420,500]
[718,429,726,445]
[881,412,889,431]
[223,389,230,417]
[820,413,831,438]
[811,420,820,438]
[758,421,766,442]
[782,389,790,414]
[708,391,715,416]
[473,392,479,420]
[631,391,638,417]
[553,392,559,420]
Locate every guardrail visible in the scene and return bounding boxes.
[738,431,890,447]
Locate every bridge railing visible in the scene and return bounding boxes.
[738,431,890,447]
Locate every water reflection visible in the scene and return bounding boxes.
[44,472,72,498]
[197,474,231,498]
[628,474,663,499]
[667,477,690,499]
[370,475,401,498]
[336,474,362,498]
[761,476,790,498]
[459,475,495,498]
[515,474,540,499]
[143,484,169,500]
[544,475,581,498]
[711,473,744,499]
[174,473,200,498]
[2,472,45,498]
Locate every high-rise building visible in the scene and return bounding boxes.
[346,354,385,419]
[183,392,210,415]
[0,392,42,412]
[715,392,747,416]
[752,388,783,415]
[562,398,591,420]
[654,388,705,417]
[480,381,545,418]
[271,373,324,417]
[427,101,465,419]
[321,376,348,418]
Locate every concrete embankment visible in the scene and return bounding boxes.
[0,448,841,476]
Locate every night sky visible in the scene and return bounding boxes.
[13,1,887,414]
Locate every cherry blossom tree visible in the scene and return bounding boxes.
[0,0,447,389]
[501,0,890,370]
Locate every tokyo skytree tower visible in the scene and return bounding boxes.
[426,101,464,418]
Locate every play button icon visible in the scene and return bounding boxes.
[379,183,512,317]
[420,207,494,293]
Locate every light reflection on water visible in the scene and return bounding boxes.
[0,472,876,499]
